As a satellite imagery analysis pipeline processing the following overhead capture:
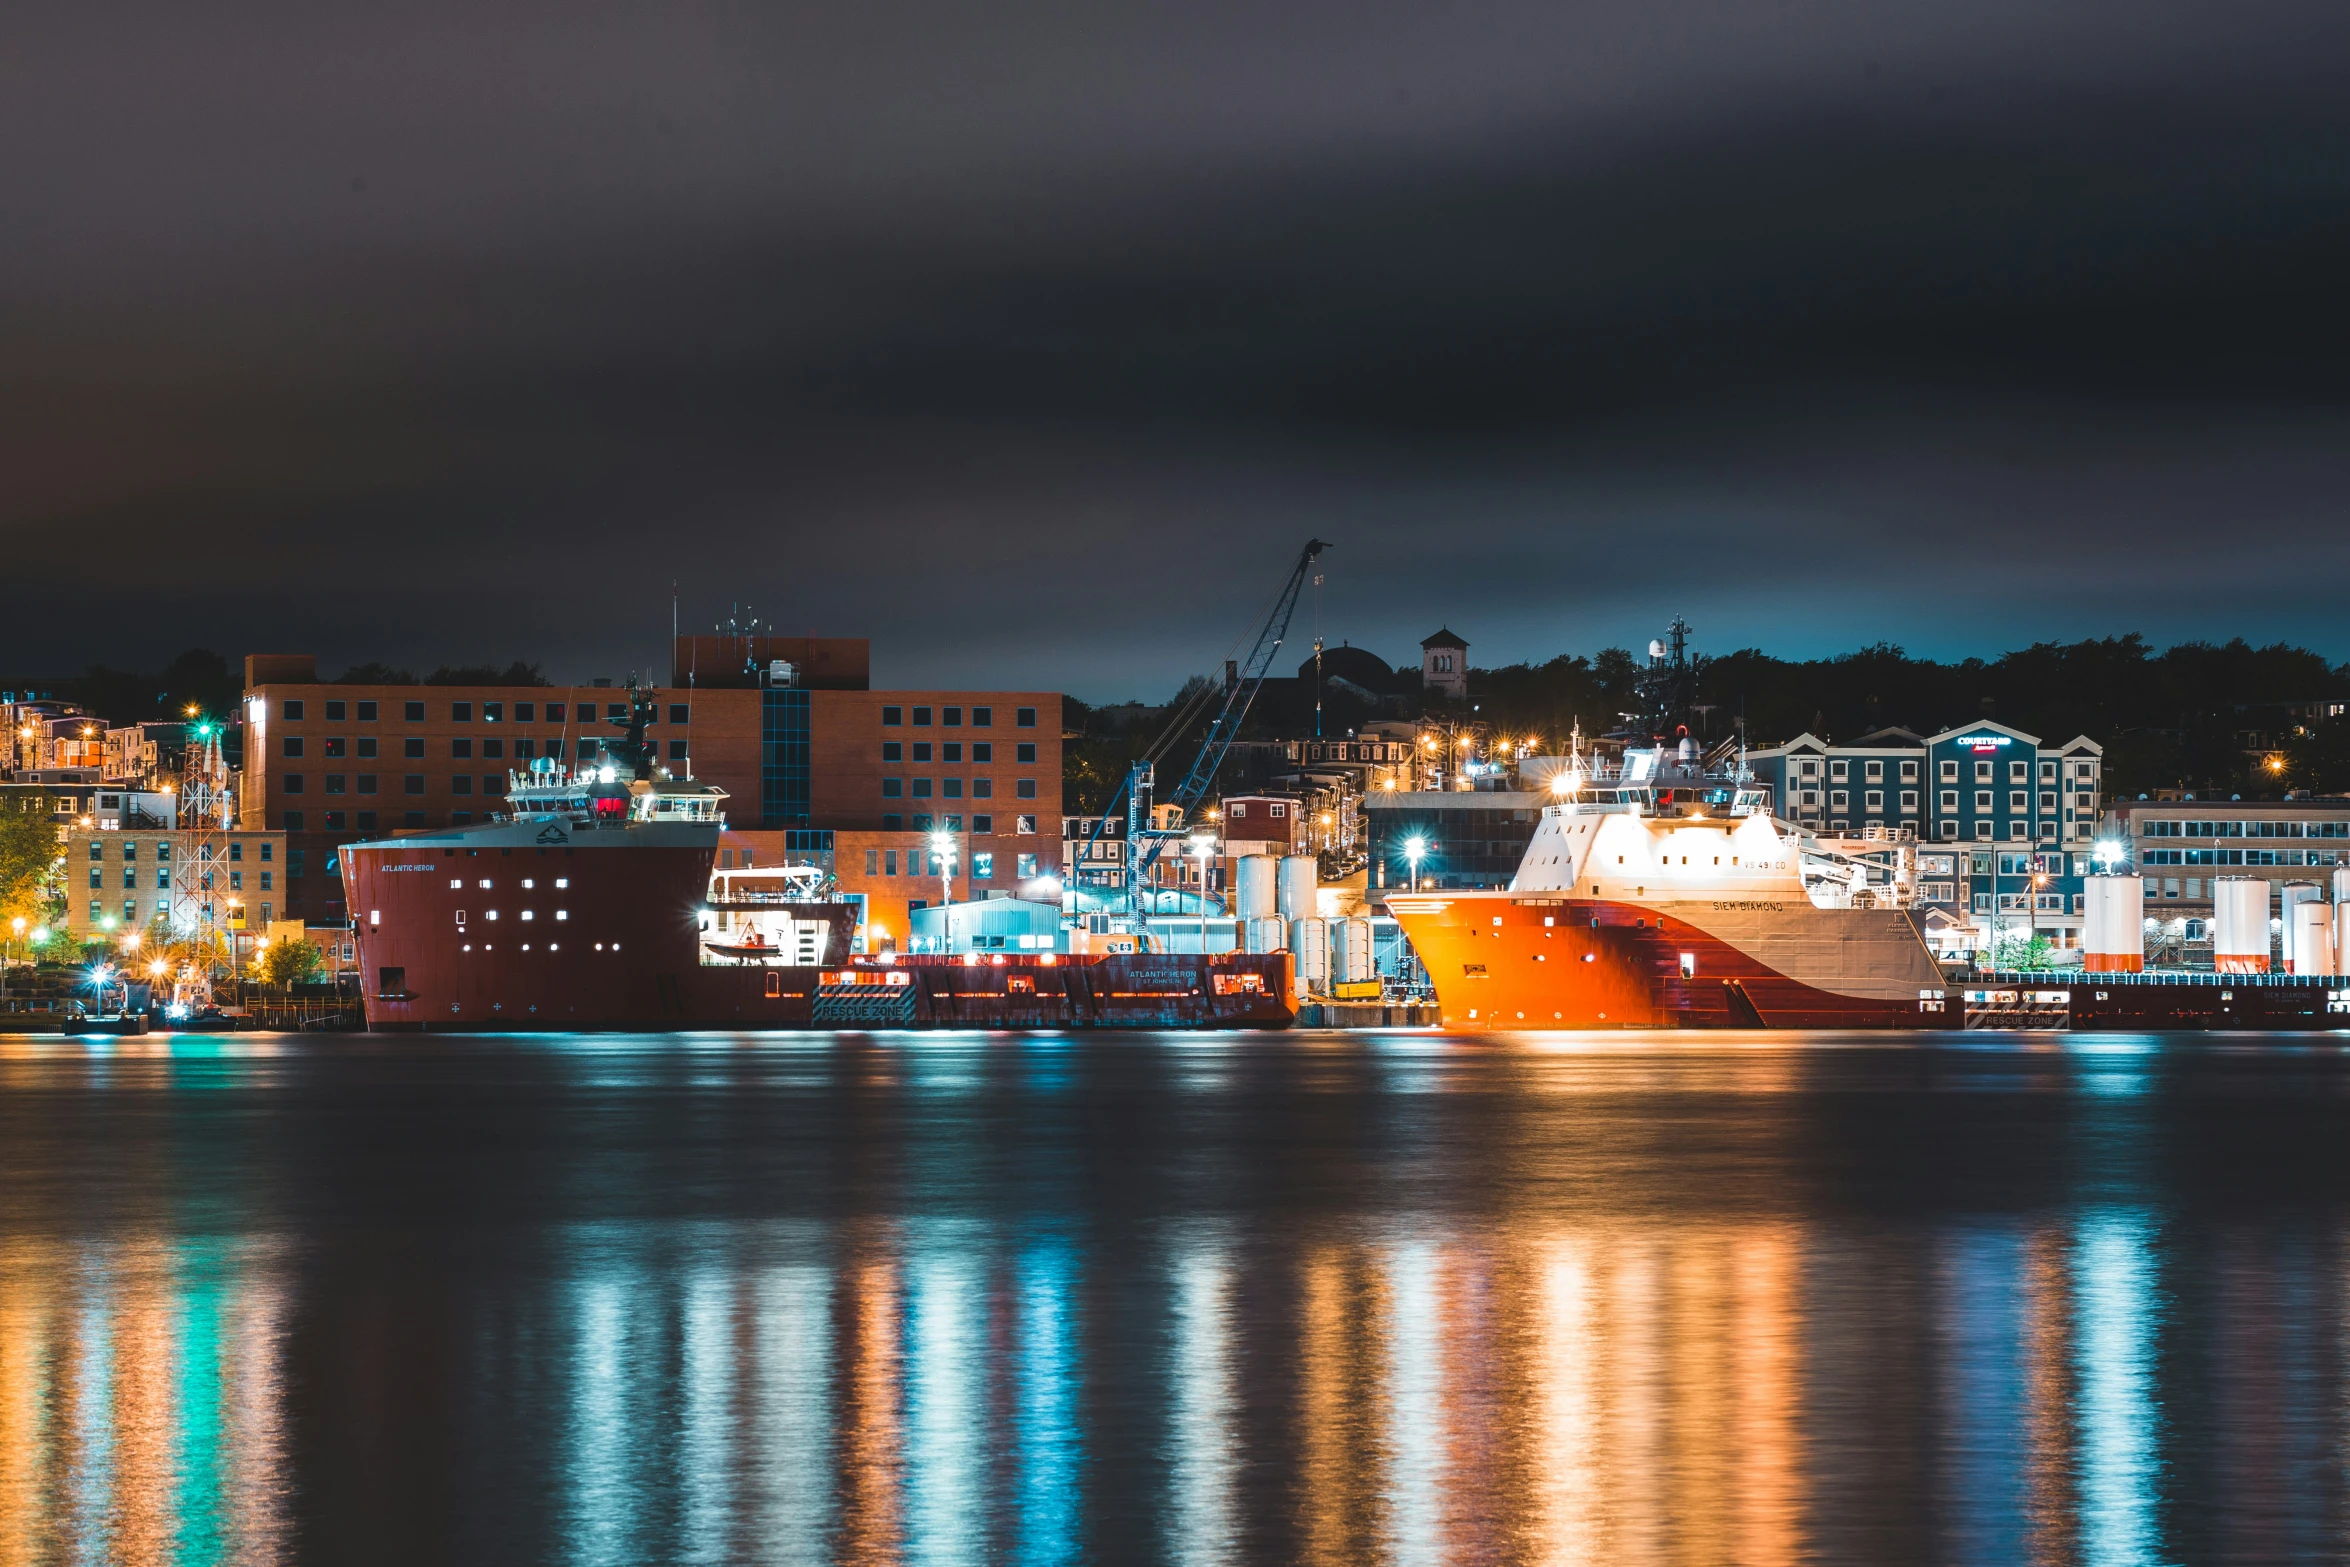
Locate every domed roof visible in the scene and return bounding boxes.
[1295,642,1397,689]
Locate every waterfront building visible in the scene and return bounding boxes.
[1419,628,1469,701]
[2103,795,2350,963]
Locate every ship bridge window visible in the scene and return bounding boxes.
[450,879,463,889]
[555,877,569,888]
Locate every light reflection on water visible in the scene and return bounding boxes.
[5,1030,2350,1560]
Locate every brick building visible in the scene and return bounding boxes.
[239,650,1063,927]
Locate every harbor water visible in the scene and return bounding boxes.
[2,1027,2348,1563]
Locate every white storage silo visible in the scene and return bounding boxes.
[2281,880,2325,970]
[1331,918,1375,985]
[1290,918,1329,987]
[1234,853,1278,921]
[2337,902,2350,979]
[1244,914,1286,954]
[2291,898,2338,975]
[2081,875,2144,972]
[2211,876,2273,973]
[1277,854,1318,921]
[2335,865,2350,905]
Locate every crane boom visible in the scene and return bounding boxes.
[1073,539,1330,928]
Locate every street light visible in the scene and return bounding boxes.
[1405,835,1426,892]
[931,830,957,946]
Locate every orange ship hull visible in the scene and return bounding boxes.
[1389,893,1946,1029]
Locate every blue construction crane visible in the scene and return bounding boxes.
[1077,538,1330,926]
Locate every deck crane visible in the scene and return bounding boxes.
[1077,538,1330,936]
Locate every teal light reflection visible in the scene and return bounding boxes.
[1015,1240,1083,1566]
[2073,1211,2165,1566]
[565,1277,640,1566]
[1937,1227,2030,1566]
[906,1251,981,1566]
[677,1270,734,1562]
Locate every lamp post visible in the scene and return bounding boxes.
[931,830,957,951]
[3,915,20,1001]
[1405,835,1426,892]
[1189,836,1216,916]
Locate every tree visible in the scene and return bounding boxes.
[337,661,419,685]
[425,661,551,686]
[0,798,60,926]
[256,937,325,987]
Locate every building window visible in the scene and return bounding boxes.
[405,701,426,721]
[944,706,963,727]
[942,742,962,763]
[479,738,501,760]
[1829,791,1848,811]
[2039,792,2056,812]
[912,779,933,798]
[972,778,992,799]
[1865,790,1883,811]
[545,703,565,723]
[972,743,992,763]
[883,706,903,726]
[2039,760,2056,781]
[282,700,305,721]
[1017,743,1037,764]
[1017,815,1037,834]
[325,775,346,795]
[324,735,348,757]
[882,778,902,797]
[973,707,993,727]
[2010,761,2027,782]
[883,814,902,832]
[323,812,345,832]
[579,740,598,758]
[284,811,304,831]
[972,814,993,834]
[913,706,933,726]
[260,843,273,862]
[945,814,963,833]
[606,704,627,723]
[971,852,993,879]
[229,842,242,861]
[513,702,535,722]
[357,813,376,830]
[452,739,473,759]
[668,740,688,761]
[1017,708,1037,727]
[1974,822,1993,841]
[356,737,377,758]
[325,700,347,722]
[1901,761,1918,781]
[404,775,425,795]
[943,779,963,799]
[2009,791,2026,811]
[1829,760,1848,780]
[482,702,503,723]
[882,741,903,762]
[450,775,473,795]
[1864,760,1883,781]
[282,773,305,794]
[402,738,424,759]
[283,736,304,758]
[357,701,378,722]
[1017,779,1038,799]
[1974,791,1991,811]
[1940,760,1958,781]
[912,814,933,832]
[452,703,472,722]
[1901,791,1918,813]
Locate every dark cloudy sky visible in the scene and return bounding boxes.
[6,0,2348,699]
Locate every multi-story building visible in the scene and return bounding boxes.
[1746,722,2103,846]
[240,648,1063,926]
[62,826,289,940]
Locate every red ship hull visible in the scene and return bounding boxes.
[344,825,1293,1030]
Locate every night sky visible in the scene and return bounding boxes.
[7,0,2348,699]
